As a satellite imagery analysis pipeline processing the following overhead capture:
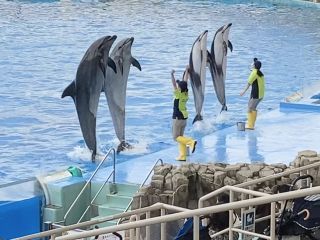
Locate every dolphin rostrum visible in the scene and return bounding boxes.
[104,37,141,153]
[188,30,208,124]
[207,23,233,112]
[62,35,117,162]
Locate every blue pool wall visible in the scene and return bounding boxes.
[0,196,42,239]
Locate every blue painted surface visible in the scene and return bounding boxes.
[280,101,320,112]
[89,103,320,184]
[0,196,42,239]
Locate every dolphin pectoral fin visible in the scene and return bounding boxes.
[89,81,103,117]
[131,57,141,71]
[228,40,233,52]
[61,81,76,101]
[108,58,117,73]
[192,114,203,124]
[207,51,213,67]
[117,141,133,154]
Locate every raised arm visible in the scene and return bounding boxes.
[182,65,190,82]
[171,69,178,90]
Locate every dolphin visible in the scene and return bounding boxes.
[104,37,141,153]
[207,23,233,112]
[62,35,117,162]
[188,30,208,124]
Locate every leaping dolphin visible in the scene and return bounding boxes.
[207,23,233,112]
[188,30,208,124]
[62,35,117,162]
[104,37,141,153]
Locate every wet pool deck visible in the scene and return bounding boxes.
[98,96,320,185]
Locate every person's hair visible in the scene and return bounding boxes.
[177,80,188,93]
[254,60,264,77]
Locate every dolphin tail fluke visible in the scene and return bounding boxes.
[192,114,203,124]
[117,141,133,154]
[91,152,96,163]
[220,105,228,113]
[61,81,76,102]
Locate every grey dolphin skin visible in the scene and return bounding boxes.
[207,23,233,112]
[104,37,141,154]
[188,30,208,124]
[61,35,117,162]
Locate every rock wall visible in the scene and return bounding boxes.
[132,150,320,211]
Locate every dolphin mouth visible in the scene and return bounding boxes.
[197,30,208,42]
[200,30,208,38]
[223,23,232,32]
[124,37,134,45]
[110,35,117,41]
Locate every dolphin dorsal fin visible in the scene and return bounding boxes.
[108,58,117,73]
[61,81,76,102]
[131,57,142,71]
[228,40,233,52]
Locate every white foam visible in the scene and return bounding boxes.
[67,146,93,161]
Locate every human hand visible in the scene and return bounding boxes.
[171,69,175,75]
[240,91,244,96]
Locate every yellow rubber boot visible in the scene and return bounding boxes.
[176,136,197,154]
[246,111,254,130]
[252,110,257,128]
[176,142,187,161]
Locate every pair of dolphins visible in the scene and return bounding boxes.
[188,23,233,124]
[62,35,141,161]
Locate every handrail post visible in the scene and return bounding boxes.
[270,202,276,240]
[229,190,234,240]
[160,208,166,240]
[193,216,200,240]
[113,150,116,184]
[135,214,140,239]
[146,211,151,240]
[129,215,136,239]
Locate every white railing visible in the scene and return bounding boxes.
[15,161,320,240]
[117,158,164,224]
[15,202,187,240]
[52,186,320,240]
[198,185,276,240]
[16,185,320,240]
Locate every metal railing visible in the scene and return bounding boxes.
[117,158,164,224]
[49,186,320,240]
[198,185,276,240]
[77,170,114,223]
[15,184,320,240]
[62,148,116,225]
[15,161,320,239]
[15,202,186,240]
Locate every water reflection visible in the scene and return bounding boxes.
[248,131,264,163]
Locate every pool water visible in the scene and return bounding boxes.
[0,0,319,184]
